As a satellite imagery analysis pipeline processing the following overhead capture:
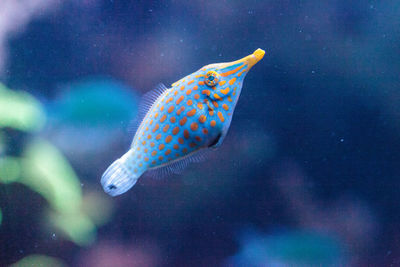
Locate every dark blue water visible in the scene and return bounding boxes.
[1,1,399,266]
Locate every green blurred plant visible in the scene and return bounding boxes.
[0,84,45,132]
[10,254,67,267]
[0,83,111,246]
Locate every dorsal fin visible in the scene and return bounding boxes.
[146,148,211,179]
[129,83,169,146]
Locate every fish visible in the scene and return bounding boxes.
[101,48,265,196]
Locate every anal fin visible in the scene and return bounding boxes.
[146,149,210,179]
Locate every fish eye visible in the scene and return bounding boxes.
[204,71,219,87]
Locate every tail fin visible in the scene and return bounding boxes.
[101,158,139,196]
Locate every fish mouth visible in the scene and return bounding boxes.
[243,48,265,69]
[218,48,265,74]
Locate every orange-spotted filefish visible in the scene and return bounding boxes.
[101,49,265,196]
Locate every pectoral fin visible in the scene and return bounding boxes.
[209,132,227,149]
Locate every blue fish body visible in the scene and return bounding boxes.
[102,49,265,196]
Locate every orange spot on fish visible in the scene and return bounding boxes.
[166,97,173,103]
[174,90,178,96]
[189,142,197,148]
[237,68,247,77]
[219,80,226,86]
[178,138,184,144]
[150,142,155,147]
[229,77,237,85]
[149,119,153,125]
[198,81,205,86]
[197,102,204,109]
[202,90,210,96]
[194,94,200,99]
[144,157,149,162]
[168,106,175,113]
[152,160,156,165]
[182,148,188,153]
[195,74,204,78]
[144,148,148,152]
[172,126,180,135]
[152,124,159,132]
[173,144,179,150]
[212,101,219,108]
[187,109,196,117]
[221,88,230,95]
[186,90,192,96]
[180,85,185,91]
[199,115,206,123]
[165,135,172,143]
[214,93,222,100]
[163,124,170,132]
[179,117,187,126]
[184,129,190,139]
[159,144,165,150]
[228,96,233,102]
[190,122,199,131]
[139,163,143,167]
[159,156,163,161]
[195,136,202,142]
[170,116,176,123]
[156,134,162,140]
[160,106,165,111]
[151,151,157,156]
[220,64,245,77]
[209,110,214,116]
[147,134,152,139]
[145,126,149,131]
[154,112,159,118]
[193,85,199,90]
[142,141,146,145]
[188,80,194,85]
[160,114,167,122]
[210,120,216,127]
[176,95,184,105]
[218,111,225,122]
[165,149,171,155]
[177,106,185,115]
[223,104,229,111]
[202,128,208,135]
[187,99,193,106]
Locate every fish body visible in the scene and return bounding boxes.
[102,49,265,196]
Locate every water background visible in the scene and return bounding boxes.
[1,1,399,266]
